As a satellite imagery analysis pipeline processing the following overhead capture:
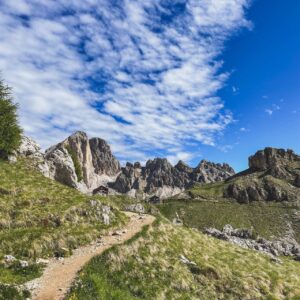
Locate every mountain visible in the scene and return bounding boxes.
[170,147,300,204]
[13,132,121,193]
[110,158,234,199]
[15,132,235,199]
[225,147,300,203]
[45,131,120,192]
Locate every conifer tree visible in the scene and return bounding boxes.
[0,79,22,158]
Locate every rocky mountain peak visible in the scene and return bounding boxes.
[111,156,235,199]
[43,132,121,192]
[249,147,299,172]
[145,158,172,171]
[175,160,193,173]
[224,147,300,203]
[89,137,120,176]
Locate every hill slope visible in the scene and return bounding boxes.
[67,217,300,300]
[0,158,127,298]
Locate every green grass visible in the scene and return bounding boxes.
[65,145,83,182]
[158,200,300,243]
[0,158,127,288]
[67,217,300,300]
[186,181,228,199]
[0,283,30,300]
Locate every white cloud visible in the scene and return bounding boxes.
[0,0,251,164]
[265,104,280,116]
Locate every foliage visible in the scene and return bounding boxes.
[65,145,83,182]
[0,283,29,300]
[0,79,22,158]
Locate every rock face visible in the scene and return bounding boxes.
[45,131,120,192]
[90,138,120,176]
[249,148,299,173]
[14,132,120,193]
[224,148,300,203]
[205,224,300,261]
[110,157,235,199]
[9,136,51,176]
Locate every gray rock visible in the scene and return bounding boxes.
[249,148,299,173]
[45,132,120,192]
[205,224,300,260]
[102,213,110,225]
[89,138,120,176]
[125,203,145,214]
[111,157,235,198]
[19,260,29,268]
[179,255,197,266]
[4,255,16,263]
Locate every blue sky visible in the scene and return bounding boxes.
[0,0,299,171]
[197,0,300,170]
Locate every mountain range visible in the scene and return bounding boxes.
[14,131,235,199]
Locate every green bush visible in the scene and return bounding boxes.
[65,145,83,181]
[0,79,22,159]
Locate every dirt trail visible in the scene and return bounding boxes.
[26,212,155,300]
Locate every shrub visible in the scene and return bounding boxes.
[0,79,22,159]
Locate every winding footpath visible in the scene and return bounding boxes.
[25,212,155,300]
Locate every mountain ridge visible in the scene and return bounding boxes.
[13,131,235,199]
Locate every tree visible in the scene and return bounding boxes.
[0,79,22,158]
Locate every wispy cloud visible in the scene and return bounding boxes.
[0,0,251,164]
[265,104,280,116]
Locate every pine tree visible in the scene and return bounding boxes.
[0,79,22,158]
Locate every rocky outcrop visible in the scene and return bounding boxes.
[45,132,120,192]
[224,147,300,203]
[191,160,235,183]
[110,157,235,199]
[9,136,51,176]
[205,224,300,261]
[90,138,120,176]
[13,132,120,193]
[249,148,300,172]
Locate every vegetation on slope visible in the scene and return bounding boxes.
[158,200,300,243]
[0,158,127,289]
[67,217,300,300]
[65,145,83,182]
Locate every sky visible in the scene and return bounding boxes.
[0,0,299,171]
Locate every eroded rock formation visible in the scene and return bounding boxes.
[224,148,300,202]
[14,132,235,197]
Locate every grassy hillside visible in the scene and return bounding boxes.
[158,200,300,243]
[67,217,300,300]
[0,159,127,296]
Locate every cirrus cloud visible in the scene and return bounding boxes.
[0,0,251,164]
